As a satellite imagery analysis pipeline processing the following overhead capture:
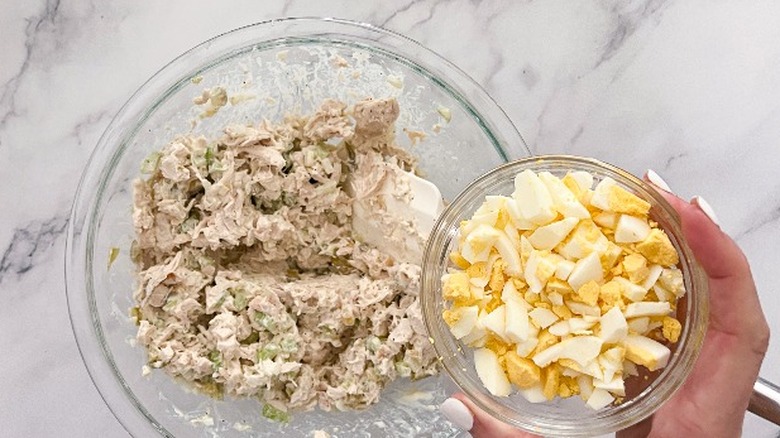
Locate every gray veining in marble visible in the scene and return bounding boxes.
[2,1,779,436]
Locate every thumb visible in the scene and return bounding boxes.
[440,394,538,438]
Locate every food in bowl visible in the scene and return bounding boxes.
[66,18,531,437]
[441,169,686,410]
[130,96,441,418]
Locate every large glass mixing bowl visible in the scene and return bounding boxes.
[65,17,529,437]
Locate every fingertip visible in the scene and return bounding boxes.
[676,196,750,280]
[691,196,720,227]
[644,169,673,193]
[449,393,538,438]
[642,173,688,213]
[440,396,474,431]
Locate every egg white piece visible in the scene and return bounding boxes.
[555,259,576,281]
[569,171,594,192]
[518,384,548,403]
[474,348,512,396]
[583,360,605,380]
[548,320,571,337]
[566,300,601,317]
[504,222,522,252]
[614,277,648,302]
[531,342,564,368]
[641,264,664,290]
[505,299,530,343]
[512,170,557,225]
[590,177,617,211]
[538,171,590,219]
[516,336,540,357]
[532,336,603,368]
[558,336,604,367]
[599,347,626,382]
[482,305,508,342]
[594,375,626,397]
[470,285,485,301]
[593,211,618,229]
[495,232,523,276]
[652,284,674,302]
[547,291,564,306]
[504,198,536,230]
[598,306,628,344]
[524,251,544,293]
[623,335,671,371]
[578,375,595,401]
[449,306,480,339]
[567,252,604,291]
[501,280,526,306]
[627,317,650,335]
[528,217,580,250]
[623,360,639,377]
[615,215,651,243]
[569,317,597,333]
[586,388,615,410]
[463,224,502,261]
[624,301,672,318]
[461,309,488,347]
[529,307,559,329]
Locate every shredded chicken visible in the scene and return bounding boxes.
[131,98,438,415]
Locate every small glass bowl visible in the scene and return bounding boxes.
[421,155,709,436]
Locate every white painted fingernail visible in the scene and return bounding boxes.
[646,169,673,193]
[440,397,474,431]
[692,196,720,226]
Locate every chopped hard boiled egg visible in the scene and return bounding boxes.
[586,388,615,410]
[442,272,471,303]
[608,186,651,216]
[593,211,618,229]
[590,177,617,211]
[443,305,480,339]
[505,299,531,343]
[636,229,679,266]
[623,335,671,371]
[538,172,590,219]
[512,170,557,225]
[518,384,548,403]
[614,277,648,302]
[442,168,686,411]
[624,301,672,318]
[461,224,501,263]
[532,336,602,368]
[599,306,628,344]
[555,260,576,280]
[568,252,604,291]
[474,348,512,396]
[482,305,508,342]
[615,215,651,243]
[495,232,523,276]
[529,307,559,329]
[560,171,592,196]
[594,375,626,397]
[556,220,609,260]
[528,217,579,250]
[505,351,542,388]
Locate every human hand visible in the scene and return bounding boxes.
[439,170,770,438]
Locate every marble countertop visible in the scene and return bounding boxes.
[2,1,779,436]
